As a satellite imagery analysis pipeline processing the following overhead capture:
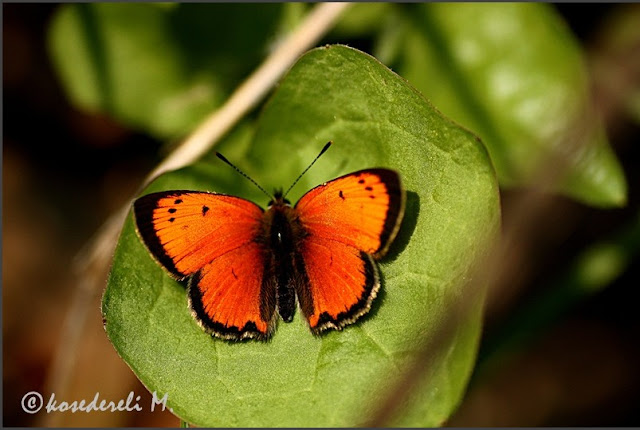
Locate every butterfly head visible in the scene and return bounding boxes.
[268,189,291,207]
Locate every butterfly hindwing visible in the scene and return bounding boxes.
[188,242,276,340]
[295,237,380,332]
[294,169,405,332]
[134,191,275,340]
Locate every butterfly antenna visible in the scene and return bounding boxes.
[215,152,273,199]
[283,141,333,198]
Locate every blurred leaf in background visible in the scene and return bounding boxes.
[378,3,627,207]
[48,3,296,140]
[48,3,629,207]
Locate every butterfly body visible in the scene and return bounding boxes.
[134,167,405,341]
[261,193,307,324]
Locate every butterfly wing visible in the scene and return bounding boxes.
[133,191,275,340]
[187,241,276,340]
[294,169,405,332]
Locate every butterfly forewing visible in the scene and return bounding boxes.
[134,191,264,278]
[295,169,405,258]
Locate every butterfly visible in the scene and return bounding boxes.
[133,142,405,340]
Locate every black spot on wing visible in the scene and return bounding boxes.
[168,208,177,213]
[202,205,210,215]
[174,199,183,204]
[339,190,345,200]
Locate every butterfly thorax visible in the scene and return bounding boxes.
[265,194,297,244]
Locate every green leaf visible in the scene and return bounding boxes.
[103,46,500,426]
[389,3,627,207]
[47,3,287,139]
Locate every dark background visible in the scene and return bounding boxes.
[3,3,639,426]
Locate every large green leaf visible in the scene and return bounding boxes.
[103,46,500,426]
[387,3,626,207]
[47,3,288,139]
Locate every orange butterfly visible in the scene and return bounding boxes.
[134,142,405,340]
